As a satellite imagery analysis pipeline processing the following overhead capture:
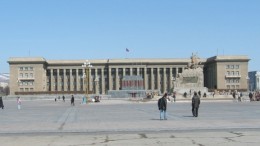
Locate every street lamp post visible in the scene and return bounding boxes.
[82,60,93,103]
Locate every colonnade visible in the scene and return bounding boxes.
[47,66,185,94]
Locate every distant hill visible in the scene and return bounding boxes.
[0,73,9,83]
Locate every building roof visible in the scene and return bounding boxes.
[206,55,250,62]
[8,57,46,63]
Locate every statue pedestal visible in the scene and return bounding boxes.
[175,87,208,95]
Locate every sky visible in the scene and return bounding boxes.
[0,0,259,73]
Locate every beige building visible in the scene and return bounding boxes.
[8,55,250,95]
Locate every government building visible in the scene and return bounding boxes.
[8,55,250,95]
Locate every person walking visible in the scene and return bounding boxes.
[0,96,4,109]
[71,95,75,106]
[192,92,200,117]
[249,92,253,101]
[17,97,21,110]
[158,93,168,120]
[62,95,65,102]
[172,92,176,102]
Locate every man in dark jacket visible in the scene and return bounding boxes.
[158,93,168,120]
[192,92,200,117]
[71,95,75,106]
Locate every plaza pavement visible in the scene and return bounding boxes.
[0,97,260,146]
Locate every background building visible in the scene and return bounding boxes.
[8,55,250,95]
[248,71,260,91]
[0,73,10,95]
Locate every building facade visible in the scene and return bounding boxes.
[8,55,250,95]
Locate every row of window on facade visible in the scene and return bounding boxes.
[19,67,34,71]
[226,65,240,69]
[19,81,34,86]
[226,71,240,76]
[19,73,34,78]
[226,78,240,83]
[227,85,240,89]
[19,88,34,91]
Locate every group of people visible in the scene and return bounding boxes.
[0,96,21,110]
[249,92,260,101]
[158,92,201,120]
[54,95,75,106]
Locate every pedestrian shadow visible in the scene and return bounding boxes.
[150,118,163,120]
[182,115,194,117]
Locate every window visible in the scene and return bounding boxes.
[226,65,230,69]
[227,71,230,75]
[25,73,28,78]
[19,67,23,71]
[19,73,23,78]
[226,79,230,83]
[232,71,234,75]
[29,67,33,70]
[236,79,240,83]
[24,81,28,86]
[235,65,239,69]
[25,67,28,71]
[227,85,230,89]
[231,65,234,69]
[30,88,34,91]
[236,85,240,89]
[30,73,33,78]
[236,71,239,76]
[19,82,23,86]
[20,88,24,91]
[25,88,29,91]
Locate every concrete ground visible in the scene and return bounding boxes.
[0,98,260,146]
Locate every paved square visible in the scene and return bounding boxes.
[0,99,260,145]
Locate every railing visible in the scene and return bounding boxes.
[225,75,241,78]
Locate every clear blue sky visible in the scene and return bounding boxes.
[0,0,259,73]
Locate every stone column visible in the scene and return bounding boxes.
[157,68,160,92]
[89,68,93,93]
[176,67,179,77]
[76,69,80,91]
[101,68,105,94]
[95,69,99,94]
[170,68,173,90]
[137,68,140,76]
[109,68,113,90]
[70,69,73,91]
[130,68,133,76]
[82,69,86,93]
[151,68,154,90]
[63,69,66,91]
[163,68,167,93]
[123,68,126,77]
[144,68,148,90]
[115,68,120,90]
[57,69,61,91]
[51,69,55,91]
